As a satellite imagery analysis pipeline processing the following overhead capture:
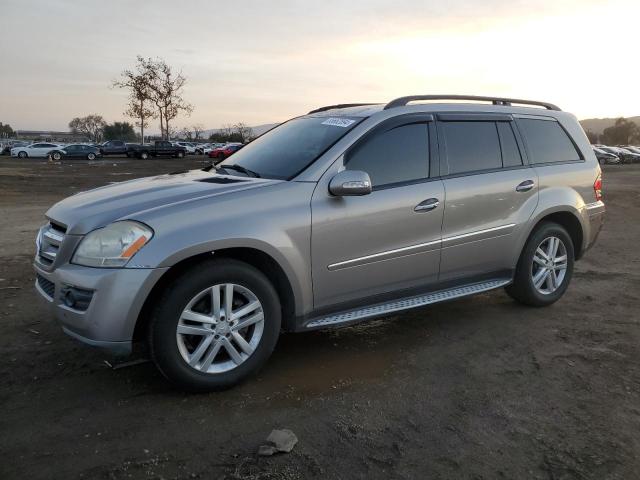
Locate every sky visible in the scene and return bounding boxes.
[1,0,639,133]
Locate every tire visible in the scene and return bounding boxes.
[87,153,96,160]
[149,258,282,391]
[177,151,185,159]
[505,222,575,307]
[18,151,27,158]
[140,151,149,160]
[52,152,62,161]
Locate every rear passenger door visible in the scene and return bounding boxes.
[437,113,538,282]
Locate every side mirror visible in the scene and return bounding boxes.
[329,170,372,196]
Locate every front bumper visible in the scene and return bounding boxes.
[34,262,168,355]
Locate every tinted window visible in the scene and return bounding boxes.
[497,122,523,167]
[442,122,501,174]
[346,123,429,187]
[220,116,363,180]
[31,144,44,148]
[518,118,581,164]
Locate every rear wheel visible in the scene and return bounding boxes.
[87,152,96,160]
[506,222,574,307]
[140,151,149,160]
[52,151,62,161]
[149,258,281,391]
[177,151,185,158]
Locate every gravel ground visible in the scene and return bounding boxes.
[1,157,639,479]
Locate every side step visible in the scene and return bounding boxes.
[305,279,511,329]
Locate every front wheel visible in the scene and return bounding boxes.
[18,151,27,158]
[140,152,149,160]
[87,152,96,160]
[506,222,574,307]
[176,151,185,158]
[149,258,281,391]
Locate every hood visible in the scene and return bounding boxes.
[46,169,279,235]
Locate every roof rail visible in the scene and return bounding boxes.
[384,95,561,111]
[308,103,379,114]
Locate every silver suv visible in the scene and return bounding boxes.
[34,95,605,391]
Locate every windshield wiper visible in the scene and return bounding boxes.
[217,164,261,178]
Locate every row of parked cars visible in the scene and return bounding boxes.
[592,145,640,164]
[171,141,244,159]
[1,139,245,162]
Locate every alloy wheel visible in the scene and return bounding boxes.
[531,236,568,294]
[176,283,265,373]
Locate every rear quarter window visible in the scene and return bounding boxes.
[518,118,581,164]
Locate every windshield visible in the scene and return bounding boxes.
[218,116,363,179]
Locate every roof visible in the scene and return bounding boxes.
[306,95,563,119]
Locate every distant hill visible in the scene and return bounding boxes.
[580,116,640,135]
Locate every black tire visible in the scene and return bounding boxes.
[18,151,27,158]
[177,151,185,158]
[505,222,575,307]
[52,151,62,161]
[140,151,149,160]
[87,152,96,160]
[148,258,282,391]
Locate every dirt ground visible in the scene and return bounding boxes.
[1,156,639,479]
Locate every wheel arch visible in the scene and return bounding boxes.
[522,207,585,261]
[133,247,298,343]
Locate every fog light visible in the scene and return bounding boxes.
[60,285,94,311]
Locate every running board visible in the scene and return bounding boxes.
[305,279,511,329]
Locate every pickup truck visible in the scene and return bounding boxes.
[128,141,187,160]
[100,140,130,156]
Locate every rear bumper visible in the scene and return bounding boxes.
[34,262,168,355]
[582,200,605,255]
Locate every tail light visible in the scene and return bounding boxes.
[593,174,602,201]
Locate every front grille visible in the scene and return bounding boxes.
[37,222,66,267]
[36,274,55,299]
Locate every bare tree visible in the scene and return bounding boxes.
[138,57,193,140]
[192,123,205,140]
[179,126,193,140]
[233,122,254,143]
[219,124,234,138]
[113,56,156,143]
[69,114,107,143]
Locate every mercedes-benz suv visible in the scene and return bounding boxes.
[34,95,605,391]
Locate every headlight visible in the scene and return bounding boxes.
[72,221,153,268]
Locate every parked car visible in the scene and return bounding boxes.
[619,145,640,155]
[195,143,218,155]
[128,141,187,159]
[208,143,244,161]
[11,142,63,158]
[48,144,102,161]
[100,140,130,156]
[1,140,29,155]
[599,146,640,163]
[34,95,605,391]
[174,142,196,154]
[592,147,620,165]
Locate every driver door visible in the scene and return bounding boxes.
[311,115,444,310]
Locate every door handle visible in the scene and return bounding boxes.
[516,180,535,192]
[414,198,440,212]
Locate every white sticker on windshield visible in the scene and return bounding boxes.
[321,117,355,128]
